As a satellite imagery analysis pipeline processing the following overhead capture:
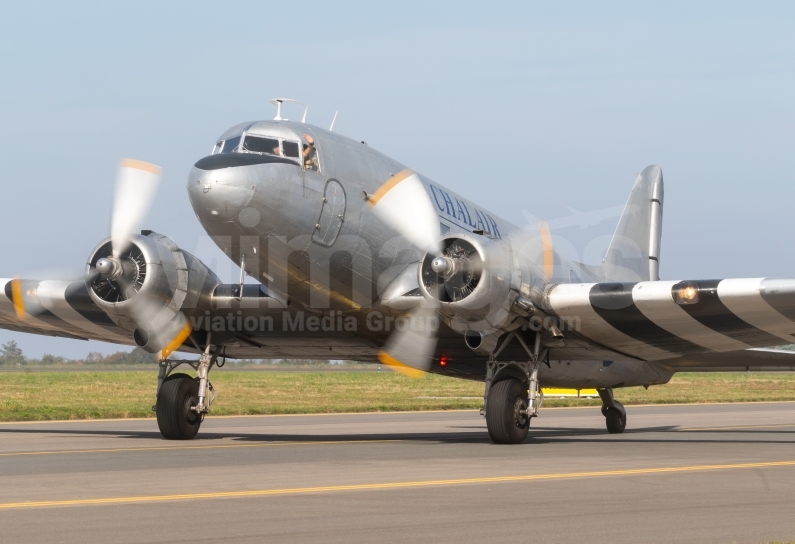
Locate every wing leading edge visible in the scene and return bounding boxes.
[0,278,133,345]
[545,278,795,362]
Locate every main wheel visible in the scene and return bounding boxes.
[156,373,201,440]
[486,378,530,444]
[604,405,626,434]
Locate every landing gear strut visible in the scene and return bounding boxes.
[598,387,626,434]
[155,342,220,440]
[482,331,546,444]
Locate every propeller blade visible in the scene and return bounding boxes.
[157,318,193,360]
[378,304,439,378]
[369,171,446,377]
[368,170,441,255]
[111,159,161,258]
[10,278,26,319]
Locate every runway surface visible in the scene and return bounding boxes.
[1,402,794,544]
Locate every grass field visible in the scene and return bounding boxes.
[2,370,795,421]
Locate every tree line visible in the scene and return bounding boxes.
[0,340,369,366]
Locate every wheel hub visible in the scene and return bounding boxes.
[183,394,200,425]
[513,397,528,427]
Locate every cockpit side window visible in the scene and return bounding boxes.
[304,146,319,172]
[242,135,280,155]
[282,141,300,158]
[220,136,241,154]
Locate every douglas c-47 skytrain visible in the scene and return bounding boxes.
[4,98,795,444]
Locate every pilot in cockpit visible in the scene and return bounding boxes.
[302,134,319,172]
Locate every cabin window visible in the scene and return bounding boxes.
[212,142,222,155]
[282,141,300,158]
[220,136,241,154]
[242,135,280,155]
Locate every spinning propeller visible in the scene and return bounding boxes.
[12,160,192,359]
[368,170,487,377]
[93,159,162,291]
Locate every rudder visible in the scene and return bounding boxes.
[599,165,664,282]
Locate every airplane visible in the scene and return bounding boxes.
[4,97,795,444]
[521,205,626,232]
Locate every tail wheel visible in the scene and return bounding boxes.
[156,373,201,440]
[486,378,530,444]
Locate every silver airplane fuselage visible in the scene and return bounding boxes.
[185,120,669,388]
[187,120,572,325]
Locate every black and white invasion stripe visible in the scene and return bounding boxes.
[546,278,795,361]
[0,278,130,344]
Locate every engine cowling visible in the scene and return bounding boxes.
[86,231,219,352]
[418,233,518,336]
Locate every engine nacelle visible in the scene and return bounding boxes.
[86,231,219,352]
[418,233,518,335]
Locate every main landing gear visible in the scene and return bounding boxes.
[598,387,626,434]
[482,331,545,444]
[485,372,533,444]
[155,343,221,440]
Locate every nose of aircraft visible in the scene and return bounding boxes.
[187,158,257,224]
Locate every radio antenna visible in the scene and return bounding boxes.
[269,98,308,122]
[329,110,339,131]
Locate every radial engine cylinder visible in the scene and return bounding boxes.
[418,233,518,333]
[85,231,220,352]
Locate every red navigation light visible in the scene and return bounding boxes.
[439,355,448,367]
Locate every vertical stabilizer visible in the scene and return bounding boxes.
[599,165,664,282]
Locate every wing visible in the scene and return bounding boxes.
[545,278,795,361]
[0,278,135,345]
[663,347,795,371]
[0,278,381,360]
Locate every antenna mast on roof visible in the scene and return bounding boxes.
[329,110,338,131]
[269,98,308,122]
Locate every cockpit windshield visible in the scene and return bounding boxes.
[211,131,318,172]
[214,136,241,154]
[243,135,280,155]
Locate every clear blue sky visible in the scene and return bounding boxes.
[0,1,793,358]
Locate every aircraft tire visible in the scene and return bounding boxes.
[604,406,626,434]
[156,373,201,440]
[486,378,530,444]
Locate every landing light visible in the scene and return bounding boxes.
[673,283,699,305]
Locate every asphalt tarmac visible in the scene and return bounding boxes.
[1,402,794,544]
